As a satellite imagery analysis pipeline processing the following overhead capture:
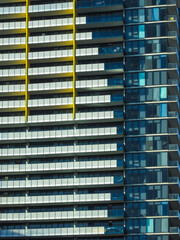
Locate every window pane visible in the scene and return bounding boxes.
[139,25,145,38]
[147,219,154,233]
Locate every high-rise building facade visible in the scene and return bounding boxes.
[0,0,179,239]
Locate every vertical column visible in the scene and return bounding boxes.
[25,0,30,122]
[73,0,76,119]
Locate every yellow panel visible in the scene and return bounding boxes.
[0,107,25,113]
[30,9,73,17]
[0,13,26,20]
[29,57,73,64]
[29,89,73,95]
[25,0,29,122]
[0,44,26,51]
[73,0,76,119]
[0,92,25,97]
[29,105,73,111]
[29,41,73,49]
[29,25,73,33]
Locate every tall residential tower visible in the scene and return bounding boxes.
[0,0,179,240]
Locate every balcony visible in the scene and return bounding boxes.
[167,0,177,4]
[92,30,123,39]
[76,45,123,58]
[28,81,73,92]
[169,227,179,233]
[0,159,123,174]
[168,111,177,117]
[0,37,25,47]
[76,0,123,9]
[0,84,25,93]
[169,193,179,200]
[0,176,123,190]
[1,210,110,222]
[0,193,113,206]
[76,62,123,74]
[0,53,25,62]
[168,47,179,62]
[105,226,124,234]
[167,15,179,29]
[169,160,178,166]
[0,109,123,126]
[169,210,179,216]
[105,62,123,71]
[168,128,178,133]
[29,2,73,13]
[111,192,124,201]
[28,33,73,45]
[0,116,24,126]
[0,21,25,32]
[114,176,124,184]
[28,65,73,77]
[0,227,107,237]
[169,144,178,150]
[29,18,73,30]
[168,95,177,101]
[0,100,24,109]
[0,6,25,15]
[76,30,123,42]
[168,31,179,47]
[0,126,123,143]
[85,14,123,24]
[27,110,124,124]
[76,95,123,105]
[76,78,120,89]
[28,97,73,108]
[28,49,73,60]
[169,177,178,183]
[168,79,177,85]
[99,45,123,55]
[0,143,123,158]
[0,69,25,78]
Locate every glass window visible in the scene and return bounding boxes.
[139,9,145,22]
[154,71,160,85]
[126,10,132,23]
[147,219,154,233]
[161,202,168,216]
[139,25,145,38]
[152,8,159,21]
[160,55,167,68]
[153,88,160,101]
[160,87,167,100]
[161,218,168,232]
[161,152,168,165]
[160,103,167,117]
[139,72,145,86]
[139,41,145,54]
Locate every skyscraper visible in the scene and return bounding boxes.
[0,0,179,239]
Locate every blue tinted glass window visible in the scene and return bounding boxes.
[139,72,145,86]
[126,10,131,23]
[160,55,167,68]
[160,103,167,117]
[160,87,167,100]
[140,105,145,118]
[140,219,146,233]
[139,25,145,38]
[147,219,154,233]
[126,26,131,39]
[139,9,145,22]
[161,219,168,232]
[152,8,159,21]
[161,202,168,216]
